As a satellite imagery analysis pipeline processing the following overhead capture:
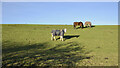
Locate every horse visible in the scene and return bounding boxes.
[73,22,83,29]
[51,28,67,41]
[84,21,92,27]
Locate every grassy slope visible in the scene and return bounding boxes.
[2,24,118,66]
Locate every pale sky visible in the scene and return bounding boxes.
[1,0,119,2]
[2,2,118,25]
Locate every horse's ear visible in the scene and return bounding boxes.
[64,28,67,30]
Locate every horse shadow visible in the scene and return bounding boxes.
[83,25,95,28]
[64,35,80,40]
[76,27,83,29]
[75,26,95,29]
[56,35,80,40]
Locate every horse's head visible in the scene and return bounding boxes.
[64,28,67,33]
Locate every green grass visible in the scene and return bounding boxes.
[2,24,118,66]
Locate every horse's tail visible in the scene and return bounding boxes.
[73,25,75,29]
[82,23,83,28]
[74,23,76,29]
[74,25,75,27]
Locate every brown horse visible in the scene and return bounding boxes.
[84,21,92,27]
[73,22,83,29]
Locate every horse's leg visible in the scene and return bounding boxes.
[88,24,90,27]
[80,25,81,28]
[84,24,86,27]
[80,24,82,29]
[90,24,91,28]
[51,33,53,40]
[61,36,63,41]
[87,24,88,28]
[74,25,76,29]
[54,36,56,41]
[81,25,83,29]
[60,36,62,41]
[60,36,63,41]
[82,24,84,29]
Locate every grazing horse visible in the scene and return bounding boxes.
[73,22,83,29]
[84,21,92,27]
[51,28,67,41]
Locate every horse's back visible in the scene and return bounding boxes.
[85,21,91,24]
[74,22,83,26]
[74,22,79,25]
[51,30,64,36]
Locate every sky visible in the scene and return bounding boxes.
[2,2,118,25]
[118,2,120,25]
[1,0,119,2]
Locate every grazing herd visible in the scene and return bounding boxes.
[51,21,92,41]
[74,21,92,29]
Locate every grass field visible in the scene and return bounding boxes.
[2,24,118,66]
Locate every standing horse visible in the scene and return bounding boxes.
[84,21,92,27]
[51,28,67,41]
[73,22,83,29]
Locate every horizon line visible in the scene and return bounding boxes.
[0,24,119,25]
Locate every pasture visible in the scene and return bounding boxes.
[2,24,118,66]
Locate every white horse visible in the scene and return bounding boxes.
[51,28,67,41]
